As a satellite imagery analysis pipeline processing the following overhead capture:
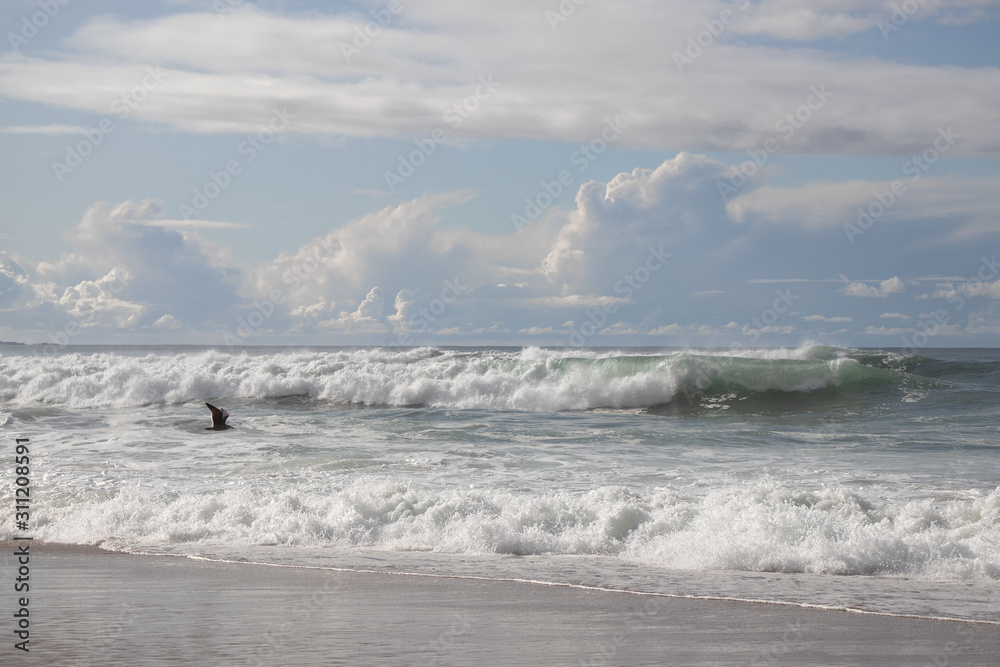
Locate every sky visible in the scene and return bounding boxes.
[1,0,1000,349]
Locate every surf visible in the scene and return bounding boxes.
[0,344,961,412]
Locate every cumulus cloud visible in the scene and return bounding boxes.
[56,268,143,328]
[0,254,28,306]
[247,191,564,340]
[842,282,884,298]
[965,304,1000,334]
[960,280,1000,299]
[4,150,1000,344]
[317,286,389,334]
[841,277,906,298]
[240,154,743,341]
[250,193,484,332]
[5,200,242,339]
[540,153,731,295]
[880,276,906,294]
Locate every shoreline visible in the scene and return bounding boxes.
[4,543,999,665]
[129,546,1000,627]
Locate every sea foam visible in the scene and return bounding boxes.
[0,345,915,411]
[19,477,1000,581]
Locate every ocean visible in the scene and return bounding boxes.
[3,344,999,623]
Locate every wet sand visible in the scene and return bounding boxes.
[4,543,999,665]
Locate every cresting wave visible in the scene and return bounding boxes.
[0,345,938,411]
[22,479,1000,580]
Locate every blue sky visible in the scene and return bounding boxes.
[1,0,1000,348]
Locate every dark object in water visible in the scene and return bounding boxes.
[205,403,234,430]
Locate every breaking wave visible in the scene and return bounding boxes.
[0,345,949,411]
[18,478,1000,580]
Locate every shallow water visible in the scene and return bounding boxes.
[3,344,999,621]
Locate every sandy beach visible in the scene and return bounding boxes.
[1,543,997,666]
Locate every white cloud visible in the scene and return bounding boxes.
[540,153,731,295]
[4,148,1000,344]
[841,282,884,298]
[526,295,628,309]
[317,286,389,334]
[248,191,526,316]
[56,267,144,328]
[879,312,911,320]
[729,177,1000,236]
[801,315,853,322]
[841,276,905,298]
[0,253,28,306]
[960,280,1000,299]
[742,325,797,335]
[965,304,1000,334]
[7,199,242,336]
[147,219,254,230]
[864,326,909,335]
[881,276,906,294]
[0,124,91,134]
[152,314,184,329]
[2,3,1000,155]
[243,152,764,339]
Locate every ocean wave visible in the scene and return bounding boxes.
[0,345,946,411]
[15,478,1000,580]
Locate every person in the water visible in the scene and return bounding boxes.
[205,403,234,430]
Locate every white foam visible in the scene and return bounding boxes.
[0,346,883,411]
[17,478,1000,581]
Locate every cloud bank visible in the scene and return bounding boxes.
[4,151,1000,346]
